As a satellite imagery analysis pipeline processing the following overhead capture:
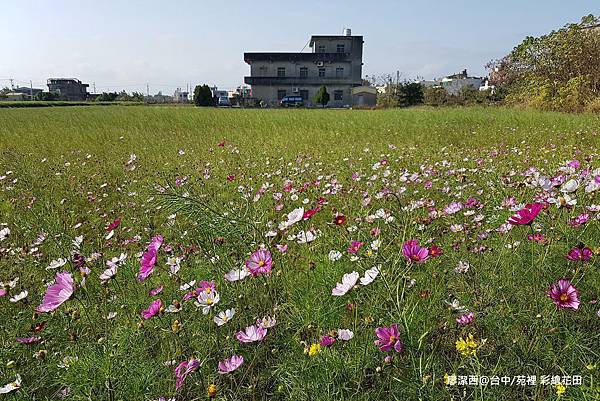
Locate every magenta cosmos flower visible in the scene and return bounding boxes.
[456,312,475,326]
[245,249,272,276]
[236,324,267,343]
[175,358,200,390]
[566,246,592,262]
[402,240,429,263]
[36,271,74,313]
[137,235,163,282]
[507,203,544,225]
[141,298,162,319]
[218,355,244,374]
[374,324,403,352]
[547,279,580,310]
[319,335,336,347]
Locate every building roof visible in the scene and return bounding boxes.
[309,35,362,46]
[352,86,377,95]
[244,52,350,64]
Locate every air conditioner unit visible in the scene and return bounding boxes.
[292,87,299,93]
[316,61,324,67]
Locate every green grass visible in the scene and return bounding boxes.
[0,106,599,401]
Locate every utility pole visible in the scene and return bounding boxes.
[93,82,96,94]
[146,83,149,97]
[9,79,14,90]
[30,80,33,101]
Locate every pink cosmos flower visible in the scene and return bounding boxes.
[547,279,580,310]
[507,203,543,225]
[149,286,163,296]
[0,288,6,297]
[16,336,41,344]
[105,219,121,232]
[245,249,273,276]
[141,298,162,319]
[569,213,590,227]
[36,271,74,313]
[402,240,429,263]
[456,312,475,326]
[175,359,200,390]
[566,246,593,262]
[347,241,364,254]
[137,235,163,282]
[374,324,403,353]
[236,324,267,343]
[320,336,336,347]
[218,355,244,374]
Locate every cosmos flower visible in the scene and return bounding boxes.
[245,249,273,276]
[236,324,267,343]
[333,214,346,225]
[359,265,380,286]
[331,271,359,296]
[402,240,429,263]
[218,355,244,374]
[224,267,251,282]
[428,245,443,258]
[9,290,28,303]
[319,336,336,347]
[547,279,580,310]
[137,235,163,282]
[16,336,41,344]
[456,312,475,326]
[338,329,354,341]
[569,213,590,227]
[507,203,543,225]
[328,250,342,261]
[175,359,200,391]
[0,374,21,394]
[347,241,363,254]
[374,324,403,352]
[213,309,235,326]
[141,298,163,319]
[36,272,74,313]
[196,290,220,315]
[256,315,277,329]
[566,246,592,262]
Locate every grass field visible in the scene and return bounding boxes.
[0,106,599,401]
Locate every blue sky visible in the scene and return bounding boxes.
[1,0,598,94]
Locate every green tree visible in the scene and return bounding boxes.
[34,92,59,101]
[194,85,214,107]
[312,85,330,107]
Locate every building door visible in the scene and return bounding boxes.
[357,95,364,105]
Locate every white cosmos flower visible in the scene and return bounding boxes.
[0,374,21,394]
[332,271,359,296]
[297,230,317,244]
[454,261,470,273]
[370,239,382,251]
[224,267,250,282]
[338,329,354,341]
[560,179,579,193]
[0,227,10,242]
[360,265,380,286]
[196,290,220,315]
[9,290,28,303]
[179,280,196,291]
[213,309,235,326]
[46,258,67,270]
[328,250,342,262]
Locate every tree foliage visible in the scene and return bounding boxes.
[313,85,330,107]
[488,14,600,111]
[194,85,214,107]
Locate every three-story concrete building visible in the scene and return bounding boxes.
[244,30,364,107]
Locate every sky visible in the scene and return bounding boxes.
[1,0,598,95]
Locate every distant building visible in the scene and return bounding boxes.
[13,86,43,100]
[173,88,189,103]
[3,92,27,101]
[210,87,228,99]
[419,69,484,95]
[244,29,364,106]
[351,86,377,107]
[47,78,89,101]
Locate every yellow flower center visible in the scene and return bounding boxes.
[559,294,568,302]
[259,260,265,267]
[389,335,396,343]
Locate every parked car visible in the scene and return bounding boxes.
[280,95,304,107]
[218,96,231,107]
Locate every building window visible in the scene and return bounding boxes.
[299,90,309,100]
[337,44,345,53]
[299,67,308,78]
[334,90,343,101]
[277,67,286,77]
[335,67,344,78]
[318,68,326,77]
[317,45,326,53]
[277,90,286,100]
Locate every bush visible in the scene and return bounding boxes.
[193,85,214,107]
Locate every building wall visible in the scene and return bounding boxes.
[251,84,352,107]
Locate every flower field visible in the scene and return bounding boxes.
[0,106,599,400]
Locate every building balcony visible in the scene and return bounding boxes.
[244,52,353,64]
[244,76,359,86]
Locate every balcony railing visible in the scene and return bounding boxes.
[244,76,359,86]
